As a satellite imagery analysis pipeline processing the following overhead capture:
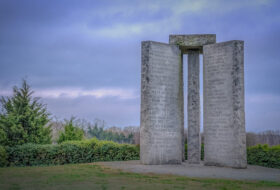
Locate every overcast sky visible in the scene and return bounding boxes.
[0,0,280,132]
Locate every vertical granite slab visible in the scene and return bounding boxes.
[203,40,247,168]
[187,50,201,164]
[179,53,185,161]
[140,41,183,165]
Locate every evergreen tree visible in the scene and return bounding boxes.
[86,123,135,144]
[0,80,52,146]
[119,133,125,143]
[127,133,134,144]
[58,118,84,143]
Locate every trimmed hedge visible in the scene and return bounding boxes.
[5,138,139,166]
[247,144,280,169]
[1,141,280,168]
[184,144,280,169]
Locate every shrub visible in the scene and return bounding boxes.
[0,145,8,167]
[58,118,84,143]
[6,138,139,166]
[3,141,280,169]
[247,144,280,169]
[185,144,280,168]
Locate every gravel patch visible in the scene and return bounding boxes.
[100,160,280,182]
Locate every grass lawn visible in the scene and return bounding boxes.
[0,163,279,190]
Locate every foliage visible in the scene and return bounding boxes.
[58,118,84,143]
[87,124,134,144]
[0,146,7,167]
[0,80,52,146]
[247,144,280,169]
[0,128,7,145]
[184,143,280,169]
[201,143,204,160]
[6,138,139,166]
[3,138,280,169]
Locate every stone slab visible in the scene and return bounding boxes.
[140,41,183,165]
[169,34,216,53]
[187,50,201,164]
[203,40,246,168]
[179,53,185,161]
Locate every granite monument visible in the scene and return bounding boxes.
[140,34,246,168]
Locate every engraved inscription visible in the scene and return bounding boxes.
[203,41,246,168]
[140,41,183,165]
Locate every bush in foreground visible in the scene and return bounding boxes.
[247,144,280,169]
[6,138,139,166]
[184,143,280,169]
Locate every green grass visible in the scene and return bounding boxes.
[0,163,279,190]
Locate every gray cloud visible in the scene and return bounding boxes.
[0,0,279,130]
[44,95,140,127]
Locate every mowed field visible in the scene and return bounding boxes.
[0,163,279,190]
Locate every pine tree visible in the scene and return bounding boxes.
[0,79,52,146]
[57,118,84,143]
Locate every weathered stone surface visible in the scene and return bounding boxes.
[140,41,183,165]
[179,53,185,161]
[169,34,216,53]
[203,40,247,168]
[187,50,201,164]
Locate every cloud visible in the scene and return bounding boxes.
[83,0,276,38]
[0,87,139,100]
[43,94,140,126]
[247,93,280,104]
[0,85,140,126]
[0,0,279,130]
[86,23,144,38]
[246,93,280,132]
[171,0,275,15]
[86,19,181,38]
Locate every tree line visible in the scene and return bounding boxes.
[50,118,136,144]
[0,80,279,147]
